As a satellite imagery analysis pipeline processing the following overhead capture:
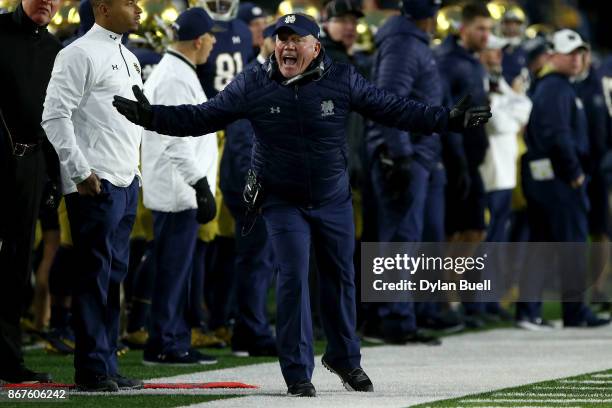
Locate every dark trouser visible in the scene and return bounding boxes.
[485,190,513,242]
[519,157,590,324]
[125,242,155,333]
[264,190,361,386]
[65,177,138,379]
[146,209,198,355]
[371,160,446,332]
[187,239,208,328]
[484,190,513,314]
[204,236,236,330]
[0,149,45,373]
[225,194,274,346]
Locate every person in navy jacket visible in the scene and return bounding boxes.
[436,2,493,323]
[364,0,451,343]
[113,13,491,397]
[520,29,609,329]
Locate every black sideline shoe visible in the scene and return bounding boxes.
[75,375,119,392]
[287,380,316,397]
[321,357,373,392]
[0,366,52,383]
[111,374,144,390]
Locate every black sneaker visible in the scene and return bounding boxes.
[111,374,144,390]
[566,316,611,328]
[287,380,316,397]
[143,350,202,366]
[0,366,52,383]
[321,357,373,392]
[232,338,277,357]
[75,375,119,392]
[402,330,442,346]
[188,348,218,364]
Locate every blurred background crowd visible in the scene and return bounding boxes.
[3,0,612,361]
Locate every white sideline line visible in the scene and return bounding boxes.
[446,406,582,408]
[591,373,612,378]
[534,386,612,390]
[559,379,612,384]
[492,392,612,397]
[462,399,612,403]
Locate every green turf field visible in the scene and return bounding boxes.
[0,302,576,408]
[414,369,612,407]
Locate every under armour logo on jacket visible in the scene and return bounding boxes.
[270,106,280,114]
[232,36,241,44]
[321,100,334,117]
[112,65,119,70]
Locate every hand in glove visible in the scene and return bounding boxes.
[378,148,412,199]
[112,85,153,128]
[192,177,217,224]
[448,94,492,132]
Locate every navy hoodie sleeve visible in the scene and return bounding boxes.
[534,83,583,181]
[349,65,449,135]
[373,34,420,158]
[149,71,248,137]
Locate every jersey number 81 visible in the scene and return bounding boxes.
[214,52,243,92]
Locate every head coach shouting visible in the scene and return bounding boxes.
[113,12,492,397]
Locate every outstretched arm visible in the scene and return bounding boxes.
[349,66,490,134]
[114,72,248,136]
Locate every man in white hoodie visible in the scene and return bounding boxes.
[140,7,219,366]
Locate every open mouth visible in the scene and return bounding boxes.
[282,55,298,66]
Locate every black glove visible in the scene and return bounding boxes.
[112,85,153,128]
[448,94,492,132]
[192,177,217,224]
[243,169,264,212]
[378,147,412,198]
[41,180,61,211]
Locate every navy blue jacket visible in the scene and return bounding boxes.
[150,53,450,207]
[576,66,611,174]
[501,44,527,85]
[219,58,263,198]
[366,16,443,168]
[526,72,589,183]
[196,19,253,98]
[436,35,489,167]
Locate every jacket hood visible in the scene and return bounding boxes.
[375,15,429,48]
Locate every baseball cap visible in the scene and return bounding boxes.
[401,0,441,20]
[272,13,320,39]
[263,24,275,39]
[325,0,364,21]
[523,36,550,66]
[172,7,215,41]
[551,29,589,54]
[237,2,267,24]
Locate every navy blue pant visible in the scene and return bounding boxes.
[146,210,198,355]
[371,160,446,331]
[519,159,590,324]
[264,191,361,385]
[225,195,274,346]
[486,190,513,242]
[188,239,208,329]
[65,178,138,378]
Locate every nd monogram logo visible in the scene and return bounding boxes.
[284,15,296,24]
[321,100,334,117]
